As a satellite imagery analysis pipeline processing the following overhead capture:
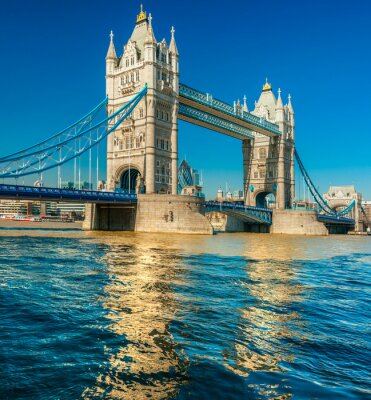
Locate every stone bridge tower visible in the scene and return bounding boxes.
[106,5,179,194]
[244,80,295,209]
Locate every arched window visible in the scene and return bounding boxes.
[136,71,139,81]
[131,72,134,82]
[131,57,134,65]
[126,59,129,67]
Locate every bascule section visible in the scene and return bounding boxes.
[105,6,179,195]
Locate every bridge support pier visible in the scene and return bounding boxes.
[83,195,213,234]
[83,203,136,231]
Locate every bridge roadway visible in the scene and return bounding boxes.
[0,184,355,228]
[0,184,137,204]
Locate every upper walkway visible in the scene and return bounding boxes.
[179,83,281,139]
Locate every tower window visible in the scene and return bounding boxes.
[136,71,140,81]
[139,108,144,118]
[259,148,267,159]
[126,59,129,67]
[131,57,134,65]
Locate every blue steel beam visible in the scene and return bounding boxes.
[179,83,281,137]
[295,149,356,218]
[205,201,272,225]
[0,86,147,178]
[0,97,108,162]
[179,104,255,140]
[317,214,355,225]
[0,184,137,204]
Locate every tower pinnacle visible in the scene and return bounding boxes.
[136,3,147,23]
[262,77,272,91]
[243,95,248,112]
[169,25,179,55]
[276,88,283,109]
[106,30,117,60]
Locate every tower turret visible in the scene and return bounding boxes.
[106,31,117,99]
[275,88,284,123]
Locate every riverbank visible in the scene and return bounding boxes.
[0,220,84,236]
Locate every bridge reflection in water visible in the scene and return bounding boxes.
[79,233,337,399]
[82,238,189,399]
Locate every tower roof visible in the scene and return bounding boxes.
[130,5,155,56]
[254,78,277,119]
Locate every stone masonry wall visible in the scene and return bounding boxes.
[135,194,213,234]
[271,209,328,235]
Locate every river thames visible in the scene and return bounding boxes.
[0,230,370,399]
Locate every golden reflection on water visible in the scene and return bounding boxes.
[225,258,306,399]
[3,228,367,399]
[77,232,369,399]
[82,240,189,400]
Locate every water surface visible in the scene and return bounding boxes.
[0,232,370,399]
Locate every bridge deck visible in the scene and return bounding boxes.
[317,214,355,225]
[0,184,137,204]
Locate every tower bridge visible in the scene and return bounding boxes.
[0,5,363,235]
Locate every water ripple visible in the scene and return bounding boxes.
[0,234,370,399]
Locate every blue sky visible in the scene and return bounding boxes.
[0,0,370,198]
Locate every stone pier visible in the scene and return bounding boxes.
[83,194,213,234]
[271,210,328,235]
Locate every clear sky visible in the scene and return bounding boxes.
[0,0,370,198]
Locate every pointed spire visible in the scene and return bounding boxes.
[144,13,156,44]
[106,30,117,60]
[243,95,248,112]
[276,88,283,109]
[288,94,294,113]
[169,26,179,55]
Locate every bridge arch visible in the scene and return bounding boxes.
[114,164,143,193]
[254,190,276,209]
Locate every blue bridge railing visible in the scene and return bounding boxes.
[0,184,137,203]
[179,104,254,139]
[317,214,355,225]
[205,201,272,225]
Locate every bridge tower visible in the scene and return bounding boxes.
[244,81,295,209]
[106,6,179,194]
